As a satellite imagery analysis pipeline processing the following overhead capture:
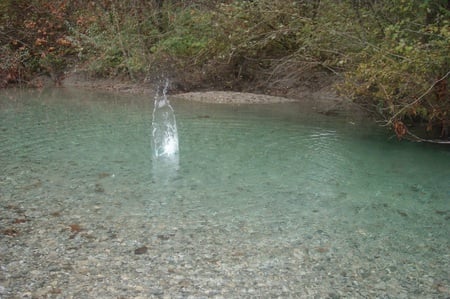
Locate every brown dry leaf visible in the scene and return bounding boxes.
[393,121,407,139]
[315,247,329,253]
[2,228,19,236]
[69,224,83,233]
[13,218,28,224]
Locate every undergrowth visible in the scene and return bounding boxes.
[0,0,448,140]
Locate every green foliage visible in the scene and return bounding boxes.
[72,1,157,78]
[151,8,214,60]
[197,0,373,89]
[73,1,218,78]
[339,0,449,138]
[214,0,305,58]
[1,0,448,139]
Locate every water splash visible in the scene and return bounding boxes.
[151,79,179,181]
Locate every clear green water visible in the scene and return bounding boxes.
[1,88,449,297]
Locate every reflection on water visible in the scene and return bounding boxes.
[151,80,179,182]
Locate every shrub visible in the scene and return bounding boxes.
[338,0,450,140]
[0,0,80,85]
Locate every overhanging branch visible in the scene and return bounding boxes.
[387,70,450,125]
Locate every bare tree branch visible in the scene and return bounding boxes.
[387,70,450,125]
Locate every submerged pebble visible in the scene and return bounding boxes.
[134,246,148,255]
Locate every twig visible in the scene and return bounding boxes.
[387,70,450,125]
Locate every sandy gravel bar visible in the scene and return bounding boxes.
[173,91,298,104]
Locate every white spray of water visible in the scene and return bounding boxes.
[151,79,179,182]
[151,79,179,158]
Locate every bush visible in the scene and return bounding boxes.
[184,0,387,93]
[0,0,80,85]
[338,0,450,140]
[152,8,213,58]
[1,0,448,140]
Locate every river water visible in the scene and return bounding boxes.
[0,88,449,298]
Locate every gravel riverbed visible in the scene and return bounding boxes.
[1,166,449,298]
[0,87,448,298]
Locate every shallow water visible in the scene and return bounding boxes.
[0,88,449,298]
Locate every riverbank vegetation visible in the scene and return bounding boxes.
[1,0,449,141]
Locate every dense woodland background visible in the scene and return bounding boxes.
[0,0,449,141]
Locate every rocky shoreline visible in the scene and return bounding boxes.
[61,71,362,116]
[173,91,297,104]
